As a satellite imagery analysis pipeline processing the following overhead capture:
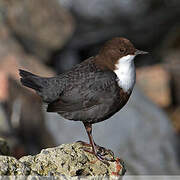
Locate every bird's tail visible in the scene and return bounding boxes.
[19,69,62,103]
[19,69,43,92]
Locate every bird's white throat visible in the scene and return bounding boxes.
[114,55,136,92]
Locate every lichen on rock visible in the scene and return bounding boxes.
[0,156,34,176]
[0,141,126,179]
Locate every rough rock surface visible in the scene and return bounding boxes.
[0,156,35,176]
[0,142,125,178]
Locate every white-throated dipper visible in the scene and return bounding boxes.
[19,37,148,163]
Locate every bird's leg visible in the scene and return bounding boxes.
[83,122,97,155]
[83,122,114,164]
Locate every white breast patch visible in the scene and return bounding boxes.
[114,55,136,92]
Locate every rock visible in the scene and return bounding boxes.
[3,0,74,61]
[58,0,180,50]
[45,87,180,175]
[0,21,23,58]
[0,24,56,156]
[0,11,57,154]
[0,48,56,156]
[0,156,33,176]
[0,53,55,84]
[0,9,55,78]
[20,142,125,177]
[0,142,125,178]
[136,64,171,108]
[0,138,10,156]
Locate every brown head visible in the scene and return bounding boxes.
[95,37,148,70]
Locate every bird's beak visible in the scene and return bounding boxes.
[135,49,148,55]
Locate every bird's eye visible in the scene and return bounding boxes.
[119,48,126,53]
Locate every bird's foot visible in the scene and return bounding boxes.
[79,142,115,165]
[82,147,115,166]
[77,140,114,157]
[96,146,114,157]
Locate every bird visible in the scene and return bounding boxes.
[19,37,148,163]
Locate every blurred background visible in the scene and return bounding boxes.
[0,0,180,175]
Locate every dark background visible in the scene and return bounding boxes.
[0,0,180,175]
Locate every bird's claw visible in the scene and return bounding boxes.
[77,140,114,156]
[82,146,115,166]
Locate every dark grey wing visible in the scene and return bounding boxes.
[47,71,117,112]
[36,77,66,103]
